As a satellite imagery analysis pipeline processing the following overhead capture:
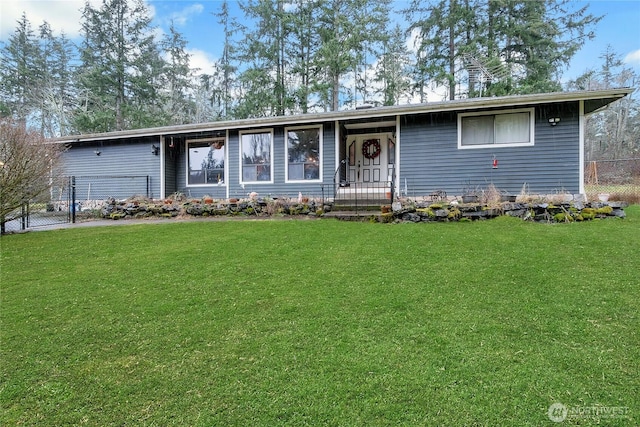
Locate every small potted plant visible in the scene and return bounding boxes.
[462,192,479,203]
[461,182,479,203]
[500,191,517,203]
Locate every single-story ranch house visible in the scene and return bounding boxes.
[54,89,632,204]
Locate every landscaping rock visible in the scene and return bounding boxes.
[433,209,449,218]
[95,196,627,225]
[402,212,421,223]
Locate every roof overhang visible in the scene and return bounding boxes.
[52,88,634,144]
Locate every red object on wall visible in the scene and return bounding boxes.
[492,158,498,169]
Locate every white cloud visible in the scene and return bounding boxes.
[0,0,96,40]
[169,3,204,27]
[188,48,217,75]
[623,49,640,65]
[0,0,160,41]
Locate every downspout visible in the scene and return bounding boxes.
[579,100,585,198]
[160,135,165,200]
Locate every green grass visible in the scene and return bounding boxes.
[2,209,639,426]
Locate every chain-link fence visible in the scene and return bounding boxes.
[1,176,72,233]
[585,158,640,204]
[69,175,151,220]
[1,175,151,233]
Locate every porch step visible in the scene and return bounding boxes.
[331,203,382,212]
[323,211,385,220]
[332,199,389,212]
[330,207,383,213]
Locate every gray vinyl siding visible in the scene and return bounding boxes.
[399,102,581,196]
[177,123,335,199]
[61,140,162,199]
[59,99,588,201]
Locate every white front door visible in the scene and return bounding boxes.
[347,133,394,184]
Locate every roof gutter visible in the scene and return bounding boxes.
[52,88,634,144]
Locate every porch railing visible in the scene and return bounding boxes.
[320,161,395,213]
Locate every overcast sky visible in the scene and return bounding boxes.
[1,0,639,84]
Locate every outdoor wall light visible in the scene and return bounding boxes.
[94,149,101,156]
[548,117,561,126]
[151,145,159,155]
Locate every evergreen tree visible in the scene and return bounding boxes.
[75,0,166,132]
[349,0,392,107]
[375,24,412,106]
[482,0,600,96]
[234,0,291,118]
[47,31,76,136]
[1,14,76,136]
[33,23,77,137]
[213,0,239,119]
[314,0,363,111]
[286,0,321,113]
[192,74,219,123]
[406,0,601,99]
[0,13,40,122]
[406,0,479,100]
[160,21,195,125]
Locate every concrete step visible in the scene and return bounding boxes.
[323,211,384,219]
[331,203,387,212]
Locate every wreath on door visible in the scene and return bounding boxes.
[362,139,381,159]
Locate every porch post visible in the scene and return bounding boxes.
[331,120,342,198]
[578,101,585,197]
[159,135,165,200]
[225,130,230,200]
[395,115,401,198]
[334,119,340,185]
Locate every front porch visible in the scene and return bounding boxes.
[321,181,394,214]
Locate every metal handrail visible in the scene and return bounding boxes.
[322,158,395,211]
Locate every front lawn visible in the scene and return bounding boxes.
[1,209,639,425]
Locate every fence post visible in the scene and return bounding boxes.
[71,176,76,223]
[21,203,26,230]
[146,175,150,198]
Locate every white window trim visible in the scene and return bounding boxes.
[458,107,535,149]
[284,125,323,183]
[239,129,274,185]
[185,137,227,187]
